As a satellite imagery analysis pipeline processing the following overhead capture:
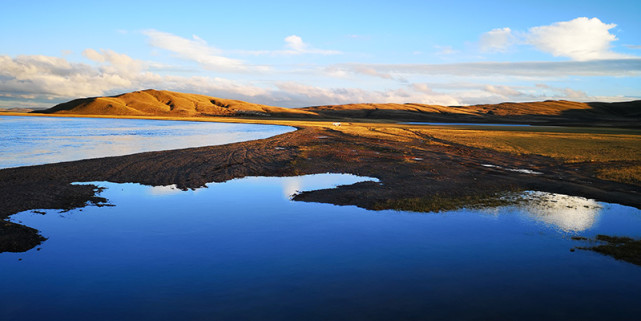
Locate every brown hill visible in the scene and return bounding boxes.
[39,89,317,118]
[301,100,641,125]
[37,89,641,127]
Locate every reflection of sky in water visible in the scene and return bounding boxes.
[3,175,641,320]
[146,174,379,200]
[515,191,602,232]
[0,116,293,168]
[279,174,379,199]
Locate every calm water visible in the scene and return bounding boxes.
[2,175,641,321]
[1,117,641,320]
[0,116,293,168]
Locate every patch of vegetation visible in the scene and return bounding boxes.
[0,221,46,253]
[597,165,641,186]
[574,234,641,266]
[372,191,524,213]
[421,128,641,163]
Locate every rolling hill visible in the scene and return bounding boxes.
[36,89,641,126]
[39,89,317,118]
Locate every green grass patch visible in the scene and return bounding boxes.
[575,235,641,266]
[372,191,524,213]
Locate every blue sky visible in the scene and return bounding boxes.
[1,0,640,108]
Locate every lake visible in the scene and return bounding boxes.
[0,116,293,168]
[1,116,640,320]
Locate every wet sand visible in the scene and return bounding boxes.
[1,118,640,253]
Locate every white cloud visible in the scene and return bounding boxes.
[0,52,269,104]
[562,88,589,99]
[434,45,458,56]
[532,84,589,100]
[484,84,524,97]
[282,35,341,55]
[349,65,394,79]
[0,52,637,110]
[478,17,634,61]
[82,48,144,75]
[284,35,306,52]
[0,54,128,98]
[142,29,260,72]
[143,31,339,69]
[236,35,341,56]
[411,83,433,94]
[82,48,106,62]
[334,59,641,78]
[274,82,461,106]
[527,17,629,61]
[480,27,514,53]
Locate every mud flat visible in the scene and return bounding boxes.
[1,119,640,253]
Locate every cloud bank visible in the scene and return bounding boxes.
[334,59,641,78]
[142,29,263,72]
[479,17,633,61]
[1,17,639,109]
[0,51,638,110]
[480,27,514,53]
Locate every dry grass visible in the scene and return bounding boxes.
[303,99,593,116]
[416,128,641,163]
[389,126,641,187]
[329,124,641,187]
[333,125,426,142]
[597,165,641,186]
[13,112,641,164]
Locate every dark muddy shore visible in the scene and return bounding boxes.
[1,125,640,253]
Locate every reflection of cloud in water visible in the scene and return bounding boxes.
[148,184,182,196]
[280,174,379,200]
[518,191,602,232]
[282,177,302,199]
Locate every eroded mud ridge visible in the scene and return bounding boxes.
[1,126,640,252]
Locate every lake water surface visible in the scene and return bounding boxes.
[0,116,293,168]
[1,117,641,320]
[2,175,641,320]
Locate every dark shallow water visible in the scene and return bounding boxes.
[2,175,640,321]
[0,116,293,168]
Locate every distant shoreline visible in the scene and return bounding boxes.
[23,89,641,128]
[1,117,640,253]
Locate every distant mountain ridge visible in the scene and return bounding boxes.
[39,89,317,118]
[36,89,641,127]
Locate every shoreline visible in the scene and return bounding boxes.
[4,112,641,135]
[1,114,640,253]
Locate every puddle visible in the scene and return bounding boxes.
[2,175,641,320]
[482,163,543,175]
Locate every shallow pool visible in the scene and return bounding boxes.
[2,174,640,320]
